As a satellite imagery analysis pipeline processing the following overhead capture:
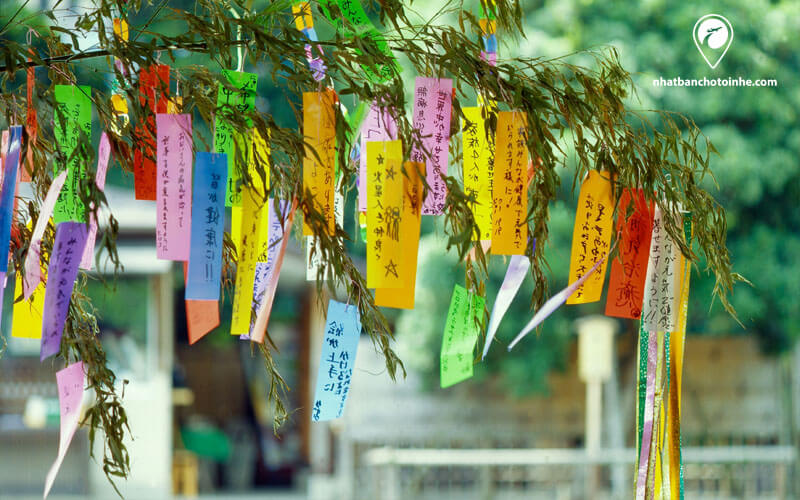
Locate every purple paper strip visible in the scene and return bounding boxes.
[410,77,452,215]
[156,114,193,261]
[40,222,89,361]
[482,253,530,359]
[80,132,111,269]
[242,199,289,339]
[358,103,397,211]
[0,126,22,273]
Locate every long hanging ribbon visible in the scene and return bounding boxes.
[0,126,22,274]
[635,327,658,500]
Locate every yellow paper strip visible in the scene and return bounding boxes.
[375,161,425,309]
[251,128,271,261]
[462,107,494,241]
[302,90,336,236]
[12,270,45,339]
[366,140,404,289]
[292,1,314,30]
[491,111,528,255]
[566,170,615,304]
[231,186,264,335]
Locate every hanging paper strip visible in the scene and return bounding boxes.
[53,85,91,223]
[318,0,398,82]
[641,206,681,333]
[230,186,264,335]
[462,106,495,241]
[23,49,37,182]
[666,213,693,499]
[491,111,529,255]
[292,1,314,30]
[411,77,452,215]
[248,199,290,339]
[186,299,220,345]
[302,90,336,236]
[0,126,22,273]
[43,362,85,499]
[482,253,530,359]
[13,260,46,339]
[375,161,425,309]
[440,284,485,388]
[214,70,258,206]
[155,113,193,261]
[40,222,89,361]
[605,189,654,319]
[508,242,615,350]
[359,103,397,211]
[80,132,111,270]
[366,140,404,289]
[566,170,615,304]
[306,190,344,280]
[251,199,298,344]
[186,152,227,301]
[311,299,362,421]
[134,64,169,200]
[23,170,68,298]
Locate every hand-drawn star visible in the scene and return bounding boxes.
[377,154,385,165]
[384,260,399,278]
[385,165,396,180]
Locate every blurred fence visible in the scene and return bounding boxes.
[357,446,796,500]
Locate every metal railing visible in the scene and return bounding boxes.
[359,446,797,500]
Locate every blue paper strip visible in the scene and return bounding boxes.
[0,126,22,273]
[311,299,361,422]
[482,34,498,53]
[186,152,228,300]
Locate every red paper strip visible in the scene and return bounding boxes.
[605,189,654,319]
[23,48,37,182]
[133,64,169,200]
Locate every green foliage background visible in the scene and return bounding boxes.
[398,0,800,395]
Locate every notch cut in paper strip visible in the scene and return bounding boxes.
[508,240,617,351]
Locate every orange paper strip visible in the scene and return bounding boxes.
[302,90,336,236]
[605,189,654,319]
[375,162,425,309]
[566,170,615,304]
[186,300,220,345]
[134,64,169,200]
[491,111,528,255]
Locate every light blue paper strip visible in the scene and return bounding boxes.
[311,299,362,422]
[186,152,228,300]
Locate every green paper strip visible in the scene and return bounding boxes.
[214,69,258,206]
[53,85,92,224]
[636,323,648,458]
[440,284,485,388]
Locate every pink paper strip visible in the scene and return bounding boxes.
[250,198,297,344]
[635,332,658,500]
[22,170,68,299]
[80,132,111,269]
[507,241,616,351]
[411,77,452,215]
[155,113,193,261]
[482,254,530,359]
[43,361,85,498]
[358,103,397,211]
